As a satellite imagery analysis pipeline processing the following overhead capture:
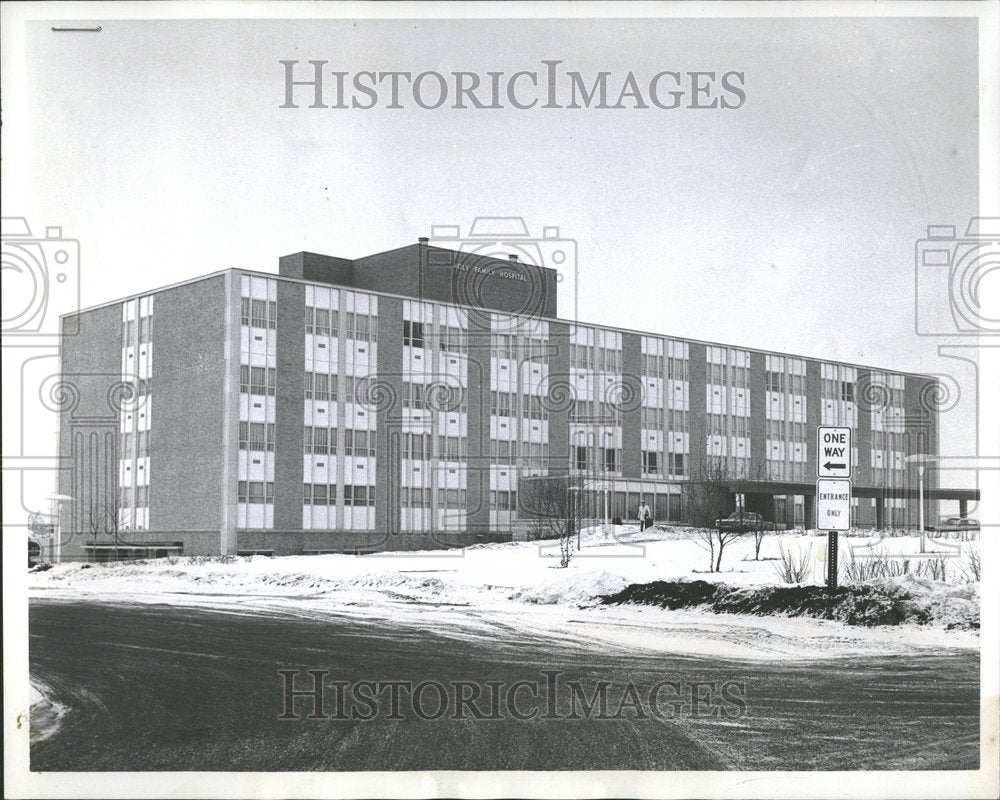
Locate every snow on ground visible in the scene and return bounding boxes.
[29,526,980,660]
[29,679,69,743]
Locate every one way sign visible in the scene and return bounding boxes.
[817,426,852,478]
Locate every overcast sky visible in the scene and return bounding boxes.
[3,14,983,506]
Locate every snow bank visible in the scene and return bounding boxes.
[30,526,979,659]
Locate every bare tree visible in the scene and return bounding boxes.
[733,462,774,561]
[685,459,751,573]
[87,496,123,561]
[524,475,579,568]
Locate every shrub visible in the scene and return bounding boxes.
[773,540,812,584]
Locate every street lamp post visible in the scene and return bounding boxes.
[905,454,938,554]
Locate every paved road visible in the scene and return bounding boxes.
[29,601,979,771]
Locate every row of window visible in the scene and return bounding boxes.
[640,407,691,431]
[302,428,377,457]
[569,399,622,423]
[404,319,470,351]
[302,306,381,343]
[490,333,550,363]
[820,378,855,403]
[573,446,622,472]
[707,414,750,437]
[766,371,806,395]
[489,440,550,461]
[303,483,377,506]
[489,391,549,420]
[707,362,750,387]
[303,373,376,404]
[640,354,691,381]
[766,419,808,442]
[402,381,468,412]
[640,450,688,476]
[569,344,622,372]
[402,322,472,355]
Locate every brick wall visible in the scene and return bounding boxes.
[148,276,227,537]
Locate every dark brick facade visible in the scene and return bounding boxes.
[149,276,228,539]
[57,303,123,559]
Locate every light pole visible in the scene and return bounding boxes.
[603,430,612,534]
[45,494,73,563]
[905,454,938,554]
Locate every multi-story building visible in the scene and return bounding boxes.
[55,237,970,559]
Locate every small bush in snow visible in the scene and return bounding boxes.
[772,540,812,584]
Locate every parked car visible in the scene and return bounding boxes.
[933,517,980,532]
[714,511,772,532]
[28,538,41,568]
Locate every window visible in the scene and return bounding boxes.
[402,319,425,348]
[238,481,274,504]
[840,381,854,402]
[305,372,337,401]
[642,450,659,475]
[401,487,432,507]
[402,433,432,460]
[346,312,377,342]
[766,371,784,393]
[490,490,517,511]
[138,315,152,344]
[522,395,548,421]
[240,422,275,452]
[603,448,618,472]
[641,407,662,428]
[402,381,426,410]
[491,333,516,360]
[666,356,689,381]
[303,483,336,505]
[491,391,515,417]
[437,488,467,508]
[303,426,337,455]
[344,429,377,458]
[570,343,593,370]
[439,324,468,355]
[670,452,687,476]
[575,445,589,471]
[668,409,689,432]
[245,299,277,329]
[343,485,376,506]
[438,436,467,461]
[306,306,337,336]
[240,365,276,396]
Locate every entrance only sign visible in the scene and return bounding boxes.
[816,478,852,531]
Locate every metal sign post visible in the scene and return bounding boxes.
[827,531,839,589]
[816,427,852,592]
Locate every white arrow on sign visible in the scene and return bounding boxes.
[816,478,852,531]
[817,425,852,478]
